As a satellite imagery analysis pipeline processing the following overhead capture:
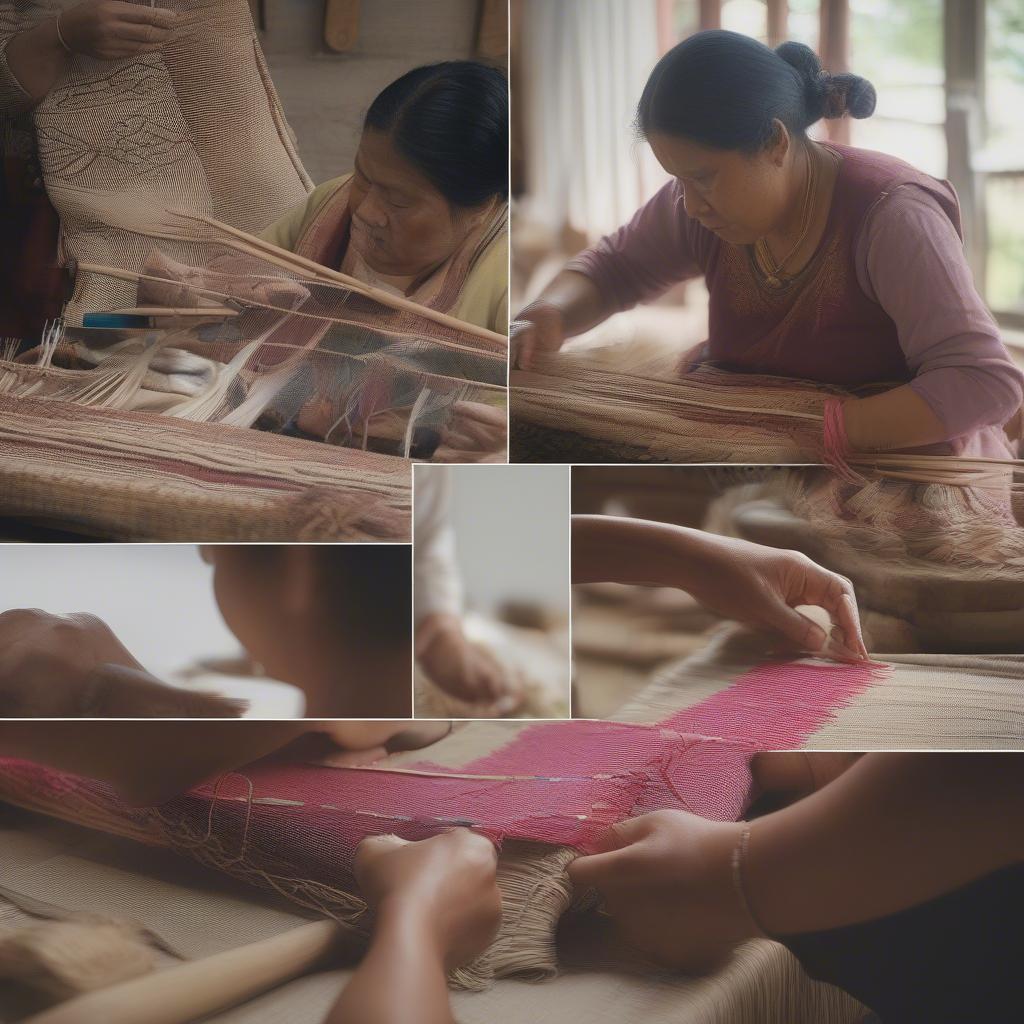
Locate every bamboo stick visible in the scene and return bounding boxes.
[77,263,504,363]
[167,210,508,350]
[105,307,239,318]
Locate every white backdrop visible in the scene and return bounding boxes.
[449,465,570,616]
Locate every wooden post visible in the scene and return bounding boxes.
[819,0,850,144]
[767,0,788,48]
[699,0,721,31]
[944,0,986,291]
[323,0,360,53]
[477,0,508,59]
[656,0,676,52]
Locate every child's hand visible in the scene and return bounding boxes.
[417,615,523,714]
[0,609,245,717]
[568,810,753,974]
[683,537,868,662]
[355,830,501,970]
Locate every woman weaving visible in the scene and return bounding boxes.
[513,31,1024,462]
[137,59,510,458]
[258,60,509,340]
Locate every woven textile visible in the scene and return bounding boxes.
[0,394,410,540]
[0,241,505,537]
[9,0,312,323]
[511,353,839,463]
[0,655,891,989]
[707,471,1024,651]
[614,627,1024,749]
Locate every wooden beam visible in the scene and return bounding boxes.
[944,0,986,288]
[699,0,721,31]
[767,0,788,48]
[477,0,508,60]
[819,0,850,143]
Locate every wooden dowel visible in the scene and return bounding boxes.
[23,920,346,1024]
[169,210,508,350]
[77,262,502,363]
[106,307,239,318]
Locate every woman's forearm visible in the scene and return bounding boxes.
[325,909,453,1024]
[746,753,1024,936]
[520,269,613,339]
[572,514,726,589]
[841,385,949,451]
[4,18,69,106]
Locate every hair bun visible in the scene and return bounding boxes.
[822,72,877,119]
[775,40,823,82]
[775,41,875,122]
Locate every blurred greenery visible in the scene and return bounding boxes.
[988,180,1024,313]
[989,0,1024,81]
[851,0,941,73]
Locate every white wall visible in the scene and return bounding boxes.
[448,464,570,615]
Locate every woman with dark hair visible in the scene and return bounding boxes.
[514,31,1023,460]
[261,60,510,337]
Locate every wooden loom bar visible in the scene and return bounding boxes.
[77,263,504,363]
[168,211,509,351]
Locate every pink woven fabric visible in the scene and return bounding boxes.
[0,658,888,899]
[662,658,888,748]
[821,397,865,484]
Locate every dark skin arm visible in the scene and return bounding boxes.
[511,270,611,370]
[325,831,501,1024]
[572,514,868,661]
[568,754,1024,973]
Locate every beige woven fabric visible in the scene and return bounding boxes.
[6,0,312,323]
[510,351,831,463]
[706,472,1024,652]
[613,625,1024,749]
[0,395,411,541]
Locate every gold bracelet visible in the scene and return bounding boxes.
[55,14,73,54]
[730,825,769,937]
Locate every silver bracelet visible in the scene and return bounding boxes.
[730,825,769,937]
[55,14,73,54]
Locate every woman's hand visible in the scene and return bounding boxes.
[0,609,245,718]
[58,2,177,60]
[355,830,501,971]
[572,516,869,662]
[683,538,868,662]
[511,304,568,370]
[568,811,754,974]
[417,614,523,714]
